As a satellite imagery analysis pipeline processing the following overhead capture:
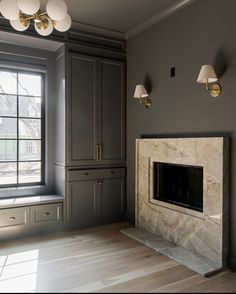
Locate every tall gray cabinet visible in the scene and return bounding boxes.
[67,53,125,167]
[55,40,126,228]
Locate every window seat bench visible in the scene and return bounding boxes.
[0,195,64,209]
[0,195,64,241]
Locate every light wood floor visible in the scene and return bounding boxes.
[0,222,235,293]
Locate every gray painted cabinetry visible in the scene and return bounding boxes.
[63,51,126,226]
[67,168,125,224]
[67,53,125,167]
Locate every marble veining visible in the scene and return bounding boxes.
[121,227,221,276]
[131,137,228,275]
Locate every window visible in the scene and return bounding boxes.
[0,70,44,187]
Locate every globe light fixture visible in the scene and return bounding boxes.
[53,14,72,32]
[46,0,67,21]
[0,0,72,36]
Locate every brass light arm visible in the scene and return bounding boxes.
[40,12,48,16]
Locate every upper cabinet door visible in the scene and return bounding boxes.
[99,59,125,165]
[67,54,99,166]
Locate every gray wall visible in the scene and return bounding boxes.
[126,0,236,269]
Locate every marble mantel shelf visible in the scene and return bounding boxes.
[121,227,221,277]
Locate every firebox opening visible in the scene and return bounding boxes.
[153,162,203,212]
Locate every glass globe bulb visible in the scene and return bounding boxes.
[46,0,67,21]
[17,0,40,15]
[54,14,71,32]
[10,18,30,31]
[0,0,19,20]
[34,18,54,36]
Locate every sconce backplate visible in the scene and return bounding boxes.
[144,98,152,109]
[209,83,222,98]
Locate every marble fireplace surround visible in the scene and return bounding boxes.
[122,137,229,276]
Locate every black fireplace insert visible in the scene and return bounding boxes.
[153,162,203,212]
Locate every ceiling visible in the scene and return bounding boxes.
[40,0,194,35]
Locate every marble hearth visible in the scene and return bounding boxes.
[122,137,229,276]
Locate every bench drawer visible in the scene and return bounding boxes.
[67,168,125,182]
[0,207,29,229]
[31,203,63,226]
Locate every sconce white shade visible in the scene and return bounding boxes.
[133,85,148,99]
[197,65,218,84]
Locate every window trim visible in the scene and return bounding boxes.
[0,68,45,188]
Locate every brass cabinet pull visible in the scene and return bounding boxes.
[9,216,16,221]
[107,171,115,175]
[96,144,99,161]
[82,173,89,176]
[43,212,50,217]
[96,181,103,185]
[99,144,103,161]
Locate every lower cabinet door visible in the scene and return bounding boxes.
[68,180,99,222]
[101,178,125,217]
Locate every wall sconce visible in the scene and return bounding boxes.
[133,84,152,109]
[197,65,222,97]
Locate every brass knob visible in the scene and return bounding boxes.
[9,217,16,221]
[107,171,114,175]
[43,212,50,217]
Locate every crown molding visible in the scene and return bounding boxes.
[71,21,125,41]
[126,0,195,40]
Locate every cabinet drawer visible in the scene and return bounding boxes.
[67,168,125,182]
[0,207,29,229]
[31,203,63,226]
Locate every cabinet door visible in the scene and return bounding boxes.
[100,178,125,217]
[67,54,99,166]
[99,59,125,165]
[68,181,99,223]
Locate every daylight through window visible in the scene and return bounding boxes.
[0,70,44,186]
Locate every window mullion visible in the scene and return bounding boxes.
[16,73,19,184]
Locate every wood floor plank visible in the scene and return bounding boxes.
[0,222,235,293]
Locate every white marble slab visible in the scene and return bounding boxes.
[0,195,64,209]
[121,227,221,277]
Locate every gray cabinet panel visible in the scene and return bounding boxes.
[101,178,125,217]
[68,181,99,222]
[67,170,125,224]
[100,60,125,165]
[68,54,98,166]
[67,168,125,182]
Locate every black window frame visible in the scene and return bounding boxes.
[0,68,45,188]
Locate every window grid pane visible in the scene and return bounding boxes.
[0,70,43,187]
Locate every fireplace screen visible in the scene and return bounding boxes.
[153,162,203,212]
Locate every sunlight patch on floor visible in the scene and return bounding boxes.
[0,250,39,293]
